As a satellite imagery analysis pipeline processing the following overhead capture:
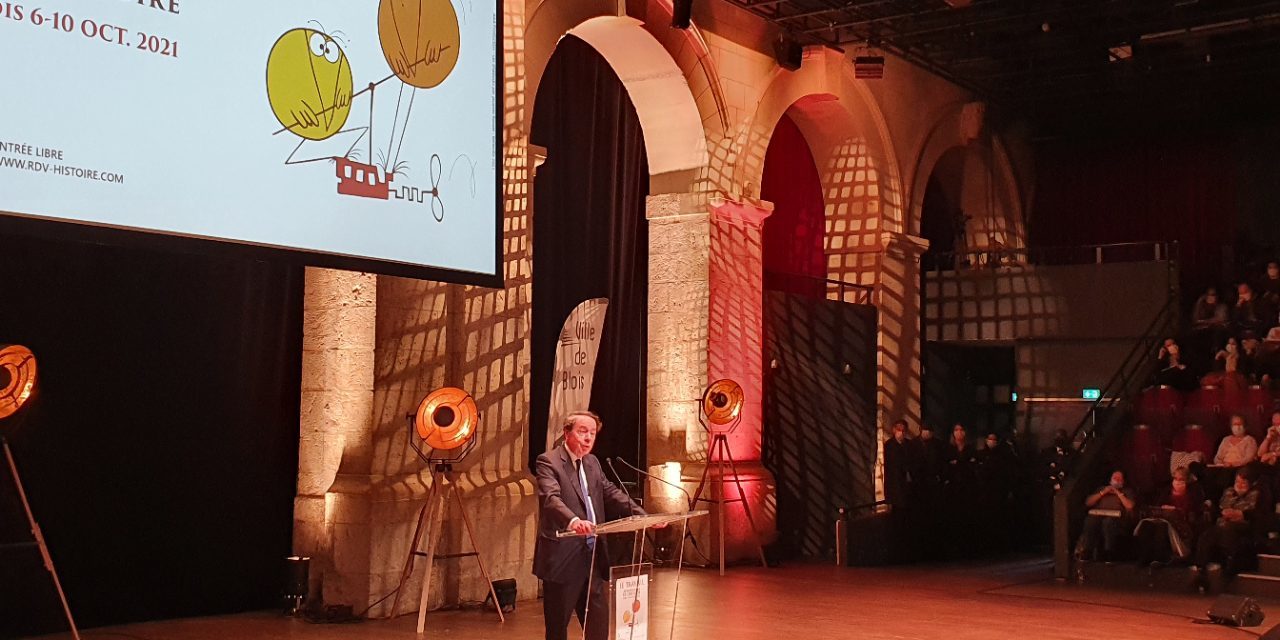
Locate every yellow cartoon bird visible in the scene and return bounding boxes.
[266,28,353,140]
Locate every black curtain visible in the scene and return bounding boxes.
[0,231,302,637]
[528,35,649,473]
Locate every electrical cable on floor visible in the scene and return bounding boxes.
[978,577,1264,637]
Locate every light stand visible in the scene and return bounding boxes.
[0,345,80,640]
[687,379,769,575]
[386,387,505,634]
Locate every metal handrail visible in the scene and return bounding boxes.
[928,241,1178,273]
[763,270,875,305]
[1051,293,1179,579]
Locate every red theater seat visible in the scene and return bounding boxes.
[1184,386,1226,441]
[1135,386,1183,445]
[1121,424,1166,496]
[1172,423,1216,463]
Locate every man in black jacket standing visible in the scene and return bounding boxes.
[534,410,646,640]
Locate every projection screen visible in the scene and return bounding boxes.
[0,0,502,286]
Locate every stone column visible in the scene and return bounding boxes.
[645,193,778,560]
[873,231,928,500]
[646,191,710,485]
[702,197,777,559]
[294,267,377,607]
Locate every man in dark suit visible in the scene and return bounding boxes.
[534,410,646,640]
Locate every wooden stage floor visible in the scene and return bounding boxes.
[31,557,1280,639]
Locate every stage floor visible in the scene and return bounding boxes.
[32,557,1279,639]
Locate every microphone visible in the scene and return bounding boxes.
[613,457,691,503]
[606,457,638,510]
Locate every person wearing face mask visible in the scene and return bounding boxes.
[912,425,947,559]
[1210,414,1258,500]
[944,424,981,557]
[1192,468,1261,590]
[1205,337,1252,392]
[1134,467,1205,566]
[1257,412,1280,466]
[1076,470,1139,562]
[1214,414,1258,468]
[977,433,1015,554]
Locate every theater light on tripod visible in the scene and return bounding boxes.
[0,344,37,420]
[408,386,479,464]
[701,378,744,433]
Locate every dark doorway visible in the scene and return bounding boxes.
[761,291,878,560]
[922,343,1016,437]
[527,35,650,473]
[920,147,966,272]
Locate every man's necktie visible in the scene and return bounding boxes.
[575,459,597,551]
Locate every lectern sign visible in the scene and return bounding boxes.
[0,0,501,284]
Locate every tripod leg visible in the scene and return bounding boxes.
[452,485,506,623]
[3,438,81,640]
[390,485,437,619]
[721,440,769,569]
[714,436,725,576]
[416,478,448,634]
[687,452,712,511]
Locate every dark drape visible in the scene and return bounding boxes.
[1031,133,1238,298]
[0,232,302,637]
[528,36,649,472]
[761,114,826,289]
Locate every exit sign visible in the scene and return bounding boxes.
[1082,388,1101,400]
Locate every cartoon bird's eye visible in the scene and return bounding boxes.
[309,32,326,57]
[323,40,341,64]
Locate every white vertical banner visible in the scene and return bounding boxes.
[547,298,609,453]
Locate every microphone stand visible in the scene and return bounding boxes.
[612,458,713,567]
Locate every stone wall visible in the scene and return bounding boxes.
[294,0,1033,612]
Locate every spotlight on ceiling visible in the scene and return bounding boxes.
[773,35,802,71]
[853,54,885,79]
[671,0,693,29]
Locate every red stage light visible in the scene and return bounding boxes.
[414,386,479,451]
[701,378,744,431]
[0,345,37,420]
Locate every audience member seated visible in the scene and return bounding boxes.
[1255,412,1280,488]
[1190,287,1230,369]
[1205,338,1249,392]
[1076,470,1139,562]
[1210,414,1259,496]
[1234,283,1265,336]
[1214,415,1259,468]
[1134,467,1206,566]
[1154,339,1197,392]
[1193,468,1262,588]
[1258,261,1280,307]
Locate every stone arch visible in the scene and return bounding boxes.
[908,102,1026,253]
[736,47,904,234]
[524,2,725,187]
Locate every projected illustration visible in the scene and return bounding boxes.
[265,0,465,222]
[1,0,499,281]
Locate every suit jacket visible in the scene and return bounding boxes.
[533,446,645,584]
